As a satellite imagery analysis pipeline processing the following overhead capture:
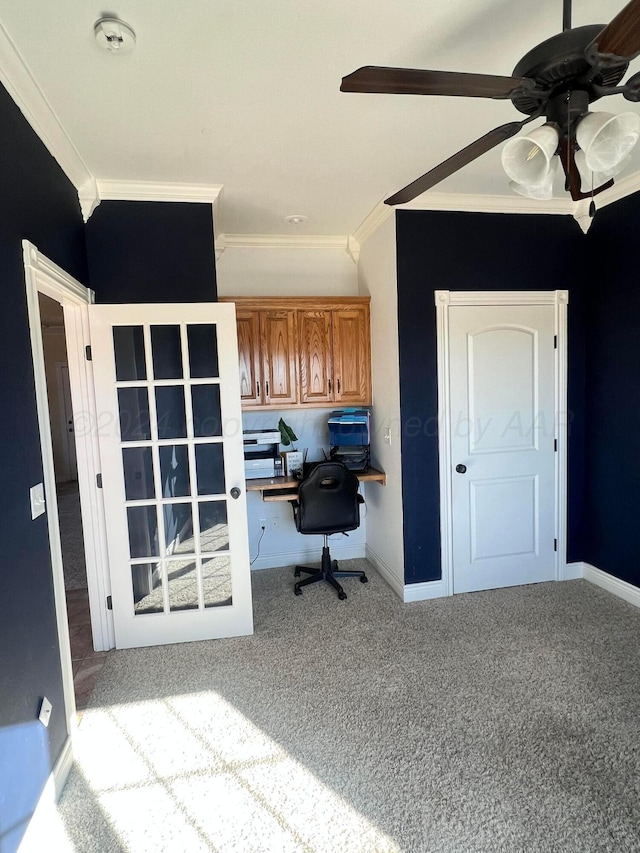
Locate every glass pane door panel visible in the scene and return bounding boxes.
[159,445,190,498]
[195,444,225,495]
[122,447,155,500]
[127,506,159,558]
[90,301,252,648]
[118,388,151,441]
[192,385,222,437]
[163,503,194,555]
[167,559,199,612]
[131,563,164,614]
[155,386,187,439]
[151,325,183,379]
[203,557,232,608]
[113,326,146,381]
[199,502,229,552]
[187,324,219,378]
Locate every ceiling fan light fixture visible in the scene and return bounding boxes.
[508,157,558,200]
[501,124,560,188]
[576,111,640,174]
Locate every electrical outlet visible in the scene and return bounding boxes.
[259,517,267,531]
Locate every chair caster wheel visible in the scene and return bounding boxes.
[294,569,301,577]
[294,587,302,596]
[338,591,347,600]
[360,575,368,583]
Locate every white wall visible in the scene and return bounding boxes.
[357,215,405,593]
[216,247,358,297]
[217,246,366,570]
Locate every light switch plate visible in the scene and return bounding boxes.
[39,696,52,727]
[30,483,46,519]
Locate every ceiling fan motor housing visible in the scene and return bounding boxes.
[511,25,628,117]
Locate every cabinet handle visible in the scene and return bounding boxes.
[266,380,270,397]
[328,378,332,393]
[256,379,260,398]
[337,378,341,394]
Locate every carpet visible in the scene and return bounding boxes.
[52,566,640,852]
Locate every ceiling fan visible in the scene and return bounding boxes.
[341,0,640,206]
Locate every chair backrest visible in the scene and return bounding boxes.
[295,462,361,535]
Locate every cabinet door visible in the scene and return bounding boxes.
[236,310,262,404]
[332,307,372,405]
[298,310,333,404]
[260,310,298,405]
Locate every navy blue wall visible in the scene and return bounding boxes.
[85,201,217,302]
[396,209,587,584]
[0,83,88,853]
[581,192,640,588]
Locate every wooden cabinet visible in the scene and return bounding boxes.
[221,297,371,410]
[235,308,297,406]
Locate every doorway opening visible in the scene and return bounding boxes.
[38,292,110,712]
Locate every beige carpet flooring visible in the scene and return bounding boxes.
[48,564,640,852]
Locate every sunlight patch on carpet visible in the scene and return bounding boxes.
[69,691,401,852]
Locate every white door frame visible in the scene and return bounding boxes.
[23,241,115,674]
[434,290,569,596]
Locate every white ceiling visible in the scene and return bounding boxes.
[2,0,639,237]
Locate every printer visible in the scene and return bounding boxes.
[243,429,283,479]
[328,409,371,472]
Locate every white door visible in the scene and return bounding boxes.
[89,303,253,648]
[449,304,557,594]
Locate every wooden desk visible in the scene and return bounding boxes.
[245,467,386,501]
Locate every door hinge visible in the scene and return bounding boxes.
[85,344,92,361]
[553,335,557,349]
[106,595,113,610]
[554,438,558,452]
[96,473,103,489]
[554,538,558,552]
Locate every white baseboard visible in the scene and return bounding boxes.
[364,545,449,602]
[562,561,585,580]
[364,544,404,600]
[403,578,449,603]
[250,541,365,571]
[582,562,640,609]
[18,737,73,852]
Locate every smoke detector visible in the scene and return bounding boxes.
[94,17,136,53]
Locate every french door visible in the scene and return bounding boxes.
[89,303,252,649]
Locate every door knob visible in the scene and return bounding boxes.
[230,487,242,500]
[455,464,467,474]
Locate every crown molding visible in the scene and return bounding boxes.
[215,233,349,252]
[0,21,92,192]
[352,199,394,249]
[399,190,576,216]
[94,179,223,204]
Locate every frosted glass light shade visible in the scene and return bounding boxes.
[574,149,630,188]
[576,111,640,173]
[501,124,560,187]
[508,156,558,199]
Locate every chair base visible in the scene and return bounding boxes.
[294,544,368,600]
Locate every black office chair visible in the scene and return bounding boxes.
[292,461,368,600]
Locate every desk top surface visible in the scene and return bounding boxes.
[245,466,386,492]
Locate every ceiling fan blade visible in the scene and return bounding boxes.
[340,66,534,99]
[384,121,527,206]
[586,0,640,61]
